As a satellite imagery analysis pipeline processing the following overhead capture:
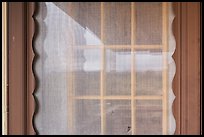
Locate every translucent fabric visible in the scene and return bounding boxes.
[34,2,176,135]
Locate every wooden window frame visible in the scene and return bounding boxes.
[4,2,201,135]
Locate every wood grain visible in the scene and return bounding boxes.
[26,2,36,135]
[8,3,27,134]
[172,2,181,135]
[180,2,201,135]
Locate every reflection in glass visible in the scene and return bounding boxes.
[34,2,176,135]
[35,2,103,134]
[74,49,101,96]
[135,50,163,96]
[106,49,131,96]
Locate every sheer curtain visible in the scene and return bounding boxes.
[34,2,176,135]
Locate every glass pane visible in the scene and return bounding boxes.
[135,100,162,135]
[74,48,101,96]
[135,2,162,45]
[68,2,101,40]
[75,100,101,135]
[105,100,131,135]
[51,2,102,46]
[105,49,131,96]
[34,2,176,135]
[135,49,163,96]
[104,2,131,45]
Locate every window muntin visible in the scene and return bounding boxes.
[35,2,176,135]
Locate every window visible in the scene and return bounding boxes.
[5,2,201,135]
[34,2,176,135]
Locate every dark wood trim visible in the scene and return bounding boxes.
[26,2,36,135]
[8,2,36,135]
[8,2,27,135]
[179,2,201,135]
[201,3,202,135]
[172,2,181,135]
[172,2,201,135]
[7,2,201,135]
